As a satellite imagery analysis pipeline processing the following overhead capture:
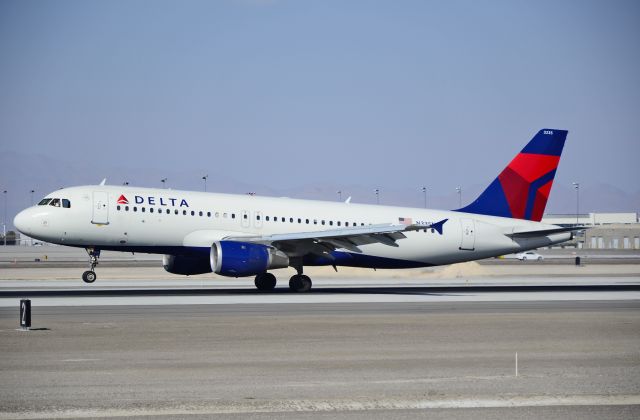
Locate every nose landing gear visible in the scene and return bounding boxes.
[82,248,100,283]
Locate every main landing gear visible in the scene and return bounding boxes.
[82,248,100,283]
[253,267,313,293]
[254,272,277,291]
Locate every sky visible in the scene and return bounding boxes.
[1,0,639,226]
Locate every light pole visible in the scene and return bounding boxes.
[161,178,167,189]
[30,190,35,206]
[456,186,462,207]
[374,188,380,204]
[3,190,7,246]
[422,186,427,208]
[202,175,208,192]
[337,190,342,201]
[572,182,580,225]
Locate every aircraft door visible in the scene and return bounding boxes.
[254,211,263,229]
[92,191,109,225]
[459,218,475,250]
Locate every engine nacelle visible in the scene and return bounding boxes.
[210,241,289,277]
[163,254,212,275]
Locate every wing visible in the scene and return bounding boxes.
[222,219,448,259]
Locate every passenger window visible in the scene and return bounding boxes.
[150,208,154,213]
[62,199,71,208]
[257,215,261,221]
[274,217,277,222]
[298,218,301,223]
[223,213,228,218]
[281,217,285,222]
[329,221,333,226]
[142,207,146,213]
[345,222,349,227]
[321,220,325,225]
[215,212,219,218]
[117,205,121,211]
[166,209,170,214]
[337,221,341,226]
[243,214,248,219]
[133,207,137,212]
[314,219,317,225]
[290,217,293,223]
[266,216,270,221]
[183,210,187,215]
[306,219,309,224]
[175,209,179,215]
[125,206,129,211]
[207,212,211,217]
[199,211,203,216]
[231,213,235,219]
[50,198,61,207]
[191,211,195,216]
[38,199,52,206]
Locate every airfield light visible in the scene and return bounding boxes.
[422,186,427,208]
[572,182,580,225]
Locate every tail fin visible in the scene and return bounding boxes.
[457,129,568,222]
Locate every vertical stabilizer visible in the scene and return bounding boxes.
[457,129,568,222]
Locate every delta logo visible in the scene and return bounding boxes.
[116,194,190,208]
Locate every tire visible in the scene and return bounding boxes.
[289,274,312,292]
[82,270,96,283]
[537,256,543,261]
[255,273,277,291]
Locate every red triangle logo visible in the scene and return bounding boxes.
[117,194,129,204]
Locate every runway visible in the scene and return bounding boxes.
[1,264,639,419]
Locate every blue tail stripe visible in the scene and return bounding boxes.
[520,129,567,156]
[523,169,556,220]
[456,178,512,218]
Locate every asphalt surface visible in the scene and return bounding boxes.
[1,300,639,419]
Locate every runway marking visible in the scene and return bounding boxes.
[1,291,639,307]
[2,394,639,418]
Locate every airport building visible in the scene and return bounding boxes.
[542,212,640,249]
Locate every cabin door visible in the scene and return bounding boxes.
[92,192,109,225]
[459,218,475,250]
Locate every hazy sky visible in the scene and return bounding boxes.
[1,1,639,208]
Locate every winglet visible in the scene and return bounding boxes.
[430,218,448,235]
[99,178,107,186]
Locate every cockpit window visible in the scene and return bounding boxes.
[38,199,52,206]
[62,199,71,208]
[50,198,61,207]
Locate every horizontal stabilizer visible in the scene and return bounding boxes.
[506,225,588,238]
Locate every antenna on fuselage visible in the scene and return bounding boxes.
[345,196,352,204]
[99,178,107,186]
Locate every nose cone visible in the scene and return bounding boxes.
[13,209,32,235]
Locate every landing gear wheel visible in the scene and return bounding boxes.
[82,270,97,283]
[289,274,312,292]
[83,248,100,284]
[255,272,277,291]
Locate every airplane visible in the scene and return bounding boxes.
[13,129,580,292]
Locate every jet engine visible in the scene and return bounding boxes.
[210,241,289,277]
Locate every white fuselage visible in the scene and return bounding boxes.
[14,185,571,270]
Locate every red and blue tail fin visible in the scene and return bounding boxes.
[457,129,568,222]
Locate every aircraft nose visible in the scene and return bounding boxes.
[13,209,32,235]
